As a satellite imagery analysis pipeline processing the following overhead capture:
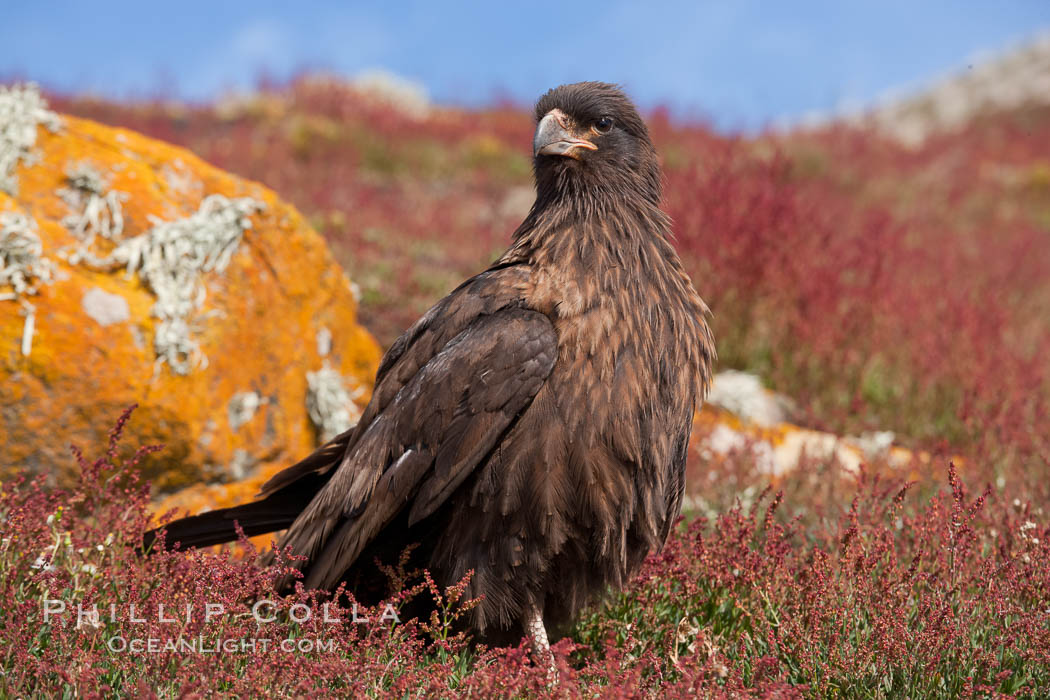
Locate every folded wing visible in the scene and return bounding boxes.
[275,306,558,591]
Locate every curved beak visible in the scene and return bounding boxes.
[534,109,598,159]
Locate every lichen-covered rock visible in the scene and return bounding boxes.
[0,86,381,508]
[693,371,936,478]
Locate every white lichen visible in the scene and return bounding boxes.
[306,362,365,442]
[228,448,256,481]
[56,160,263,373]
[316,326,333,358]
[0,211,55,356]
[227,391,264,431]
[0,211,53,298]
[58,162,128,266]
[0,83,61,195]
[78,194,264,374]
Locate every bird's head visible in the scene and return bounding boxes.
[532,82,661,206]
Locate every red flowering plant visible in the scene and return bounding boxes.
[2,408,1047,697]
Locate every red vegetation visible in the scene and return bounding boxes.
[3,410,1048,696]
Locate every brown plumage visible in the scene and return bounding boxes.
[145,82,715,652]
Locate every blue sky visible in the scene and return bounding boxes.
[3,1,1048,130]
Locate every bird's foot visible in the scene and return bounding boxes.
[523,600,557,681]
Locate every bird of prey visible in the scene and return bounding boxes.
[146,82,715,659]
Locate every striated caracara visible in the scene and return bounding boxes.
[145,82,715,657]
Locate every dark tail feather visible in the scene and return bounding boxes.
[142,448,338,554]
[142,497,303,552]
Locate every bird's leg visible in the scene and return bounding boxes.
[523,599,555,678]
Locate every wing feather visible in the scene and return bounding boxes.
[281,307,557,591]
[256,265,531,502]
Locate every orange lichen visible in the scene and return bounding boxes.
[1,114,381,510]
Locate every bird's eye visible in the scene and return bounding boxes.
[594,116,614,134]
